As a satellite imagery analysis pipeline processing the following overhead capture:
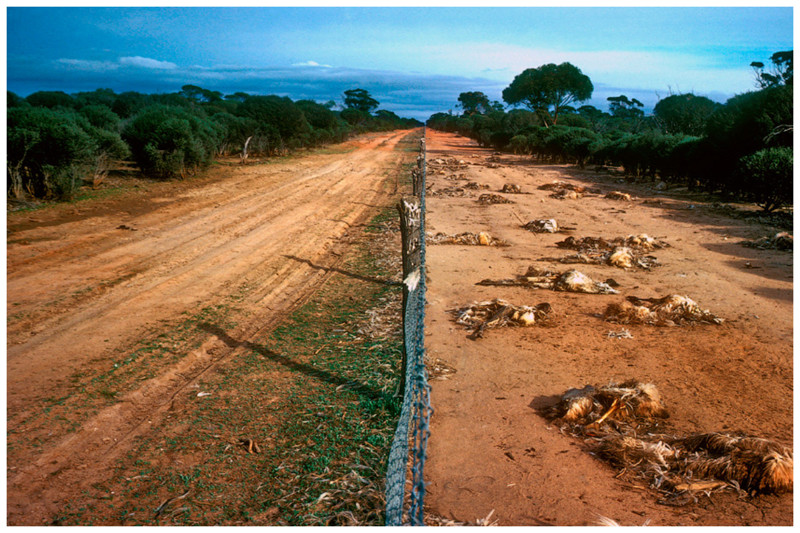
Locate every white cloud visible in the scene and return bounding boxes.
[119,56,177,70]
[292,60,332,68]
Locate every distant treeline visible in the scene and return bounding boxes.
[428,52,793,212]
[7,86,421,200]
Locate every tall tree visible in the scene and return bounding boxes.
[502,62,593,127]
[457,91,491,116]
[25,90,75,109]
[181,84,223,103]
[653,93,718,136]
[751,50,793,88]
[607,95,644,119]
[343,88,379,113]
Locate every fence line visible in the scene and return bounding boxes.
[385,129,431,526]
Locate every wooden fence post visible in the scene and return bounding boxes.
[411,168,423,196]
[397,196,421,397]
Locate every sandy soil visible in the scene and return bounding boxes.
[6,130,417,525]
[422,130,793,526]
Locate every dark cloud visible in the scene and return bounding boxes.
[7,55,507,120]
[7,55,736,120]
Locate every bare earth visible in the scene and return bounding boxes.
[422,130,793,526]
[6,130,416,525]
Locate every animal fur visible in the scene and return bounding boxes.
[538,180,586,192]
[603,295,723,326]
[429,186,474,198]
[605,191,632,201]
[450,298,552,338]
[463,181,490,190]
[523,219,559,233]
[546,380,669,427]
[557,234,669,253]
[546,382,793,496]
[540,246,660,270]
[741,232,793,251]
[477,267,619,294]
[477,193,515,205]
[551,189,583,200]
[427,231,509,247]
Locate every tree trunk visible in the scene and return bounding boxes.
[240,136,253,164]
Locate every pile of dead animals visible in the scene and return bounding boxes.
[427,231,508,247]
[522,219,561,234]
[603,294,724,326]
[501,183,524,194]
[538,180,600,200]
[477,266,619,295]
[541,247,660,270]
[451,298,552,339]
[543,380,792,500]
[556,234,669,253]
[429,186,474,198]
[477,193,515,205]
[605,191,633,201]
[741,232,793,251]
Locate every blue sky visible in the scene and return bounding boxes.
[5,5,794,121]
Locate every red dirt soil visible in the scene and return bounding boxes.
[6,130,416,525]
[422,130,793,526]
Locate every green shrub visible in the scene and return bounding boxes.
[7,106,97,199]
[735,147,793,212]
[122,105,222,179]
[508,135,529,154]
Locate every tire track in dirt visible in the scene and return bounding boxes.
[6,129,417,524]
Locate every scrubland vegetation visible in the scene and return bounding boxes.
[7,86,421,200]
[7,51,792,212]
[427,52,793,212]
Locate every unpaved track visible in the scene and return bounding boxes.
[422,130,792,526]
[6,129,417,524]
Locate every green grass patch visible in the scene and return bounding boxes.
[50,154,415,526]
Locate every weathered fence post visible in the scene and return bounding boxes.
[385,131,428,526]
[411,168,423,196]
[396,195,421,398]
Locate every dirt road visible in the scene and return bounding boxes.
[422,130,792,526]
[6,129,418,524]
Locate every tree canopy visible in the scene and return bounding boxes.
[457,91,492,116]
[751,50,793,88]
[429,49,794,212]
[8,82,421,201]
[343,88,379,113]
[653,93,719,136]
[502,62,593,126]
[607,95,644,119]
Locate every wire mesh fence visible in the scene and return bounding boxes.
[385,130,432,526]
